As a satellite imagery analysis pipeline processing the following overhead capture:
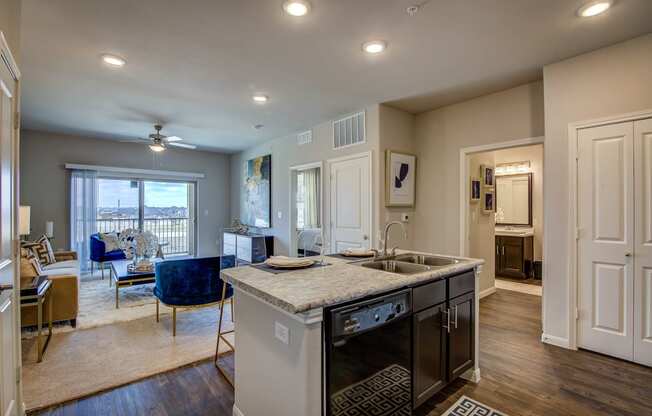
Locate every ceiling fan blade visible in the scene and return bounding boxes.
[165,136,183,142]
[169,142,196,149]
[118,137,150,143]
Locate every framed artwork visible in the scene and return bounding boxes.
[483,191,495,214]
[243,154,271,228]
[481,164,494,188]
[385,150,416,207]
[470,177,481,202]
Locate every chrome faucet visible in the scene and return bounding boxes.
[375,221,407,258]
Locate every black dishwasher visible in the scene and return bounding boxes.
[324,289,412,416]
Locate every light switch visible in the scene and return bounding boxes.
[277,211,283,219]
[275,321,289,345]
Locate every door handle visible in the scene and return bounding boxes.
[454,305,458,329]
[363,235,369,241]
[442,309,451,333]
[625,252,632,258]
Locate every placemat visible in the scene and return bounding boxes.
[326,253,374,261]
[251,262,331,275]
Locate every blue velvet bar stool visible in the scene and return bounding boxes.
[154,256,235,338]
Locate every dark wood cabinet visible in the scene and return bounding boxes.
[413,303,447,408]
[448,292,475,380]
[495,235,533,279]
[412,271,475,410]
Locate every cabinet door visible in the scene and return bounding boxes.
[448,292,474,380]
[413,303,446,409]
[495,236,503,277]
[499,237,525,278]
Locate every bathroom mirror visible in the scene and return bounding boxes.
[495,173,532,226]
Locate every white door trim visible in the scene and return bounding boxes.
[288,161,323,256]
[458,136,545,256]
[567,108,652,351]
[327,151,374,251]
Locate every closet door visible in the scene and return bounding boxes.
[634,118,652,366]
[577,122,635,361]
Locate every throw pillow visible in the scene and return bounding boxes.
[19,248,42,277]
[23,235,56,265]
[100,232,120,252]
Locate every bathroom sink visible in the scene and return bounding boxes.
[359,260,431,275]
[394,253,460,267]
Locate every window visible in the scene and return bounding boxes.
[96,178,195,256]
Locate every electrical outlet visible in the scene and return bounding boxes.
[400,213,409,222]
[275,321,289,345]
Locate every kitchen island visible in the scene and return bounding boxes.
[221,251,484,416]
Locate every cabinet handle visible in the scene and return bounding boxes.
[442,309,451,333]
[502,246,505,256]
[454,305,458,329]
[496,245,499,255]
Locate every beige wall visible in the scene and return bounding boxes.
[229,105,381,255]
[542,34,652,342]
[467,152,496,293]
[494,144,544,260]
[20,130,232,257]
[0,0,21,61]
[412,81,545,259]
[378,104,416,249]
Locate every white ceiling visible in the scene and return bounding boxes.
[20,0,652,153]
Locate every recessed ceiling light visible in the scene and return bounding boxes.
[362,40,387,54]
[283,0,311,17]
[252,94,269,103]
[577,1,612,17]
[101,54,126,68]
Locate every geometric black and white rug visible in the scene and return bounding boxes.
[442,396,507,416]
[330,364,411,416]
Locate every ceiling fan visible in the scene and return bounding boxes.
[138,124,197,152]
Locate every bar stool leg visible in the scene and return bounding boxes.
[215,284,234,387]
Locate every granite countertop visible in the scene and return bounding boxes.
[221,251,484,315]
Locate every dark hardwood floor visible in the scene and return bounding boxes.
[31,290,652,416]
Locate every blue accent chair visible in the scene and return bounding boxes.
[154,255,235,337]
[90,233,126,279]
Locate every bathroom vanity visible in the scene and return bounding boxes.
[221,251,483,416]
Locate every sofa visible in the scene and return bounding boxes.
[90,233,127,278]
[20,249,80,327]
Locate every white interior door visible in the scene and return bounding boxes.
[577,122,635,361]
[634,118,652,366]
[0,34,20,416]
[329,153,371,253]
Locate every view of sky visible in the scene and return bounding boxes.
[97,179,188,208]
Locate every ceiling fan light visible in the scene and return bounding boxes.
[149,143,166,152]
[578,1,612,17]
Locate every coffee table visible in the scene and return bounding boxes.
[110,260,158,309]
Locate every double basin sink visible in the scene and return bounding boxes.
[358,253,460,275]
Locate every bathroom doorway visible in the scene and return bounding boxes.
[289,162,323,257]
[461,139,544,298]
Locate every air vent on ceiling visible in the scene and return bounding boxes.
[297,130,312,145]
[333,111,365,149]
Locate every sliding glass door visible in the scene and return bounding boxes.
[96,177,195,256]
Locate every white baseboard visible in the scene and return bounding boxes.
[233,404,245,416]
[479,286,496,299]
[460,368,481,383]
[541,333,571,349]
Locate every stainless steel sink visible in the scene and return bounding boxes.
[359,260,431,275]
[394,253,460,267]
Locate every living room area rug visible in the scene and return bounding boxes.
[21,272,235,411]
[21,305,234,411]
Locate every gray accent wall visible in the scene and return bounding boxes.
[20,130,231,257]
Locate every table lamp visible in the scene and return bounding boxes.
[19,206,31,240]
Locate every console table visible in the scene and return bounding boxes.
[223,231,273,264]
[20,276,53,362]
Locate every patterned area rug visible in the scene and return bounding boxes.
[443,396,507,416]
[331,364,411,416]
